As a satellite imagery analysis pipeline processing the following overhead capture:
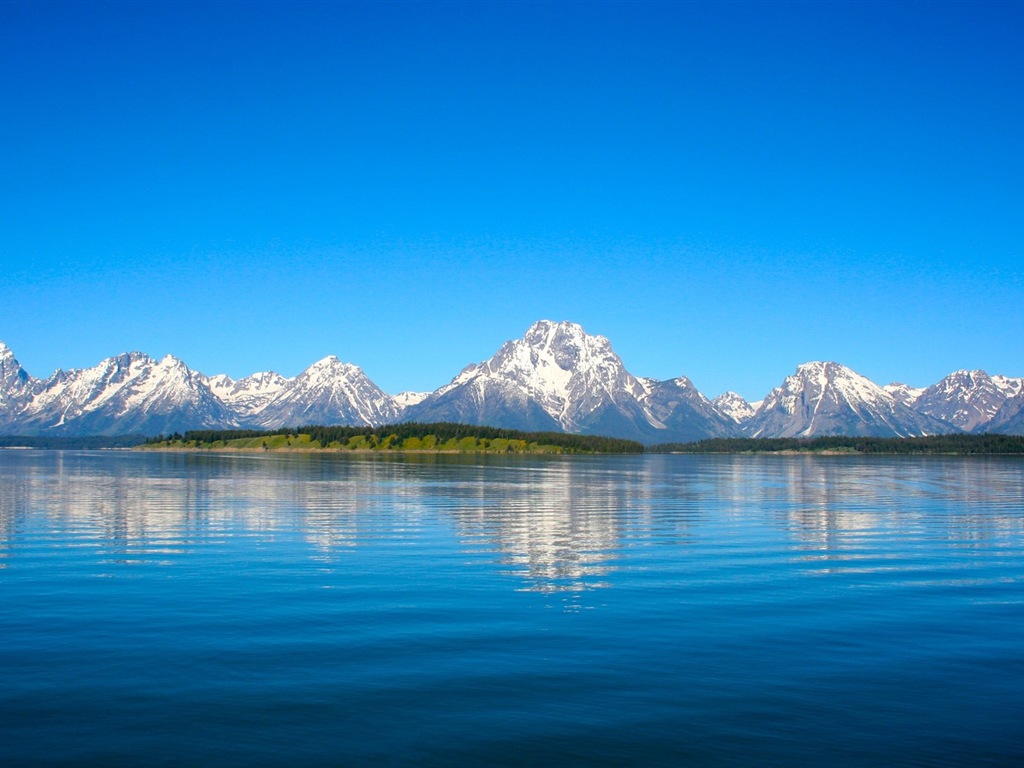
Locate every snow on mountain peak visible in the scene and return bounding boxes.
[883,382,926,408]
[5,326,1018,440]
[525,319,589,340]
[713,391,755,423]
[404,320,736,442]
[208,373,235,390]
[745,361,947,438]
[0,339,27,374]
[914,369,1024,431]
[248,355,400,429]
[0,340,32,405]
[992,375,1024,398]
[482,320,645,429]
[394,391,429,408]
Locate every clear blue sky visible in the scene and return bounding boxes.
[2,1,1021,400]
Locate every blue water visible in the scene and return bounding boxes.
[1,450,1023,766]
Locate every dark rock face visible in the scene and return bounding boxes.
[642,378,740,442]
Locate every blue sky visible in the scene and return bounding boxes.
[2,1,1021,400]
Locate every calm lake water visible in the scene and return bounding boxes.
[1,450,1023,766]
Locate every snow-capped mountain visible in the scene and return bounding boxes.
[746,362,955,438]
[393,391,429,409]
[15,352,238,436]
[883,382,926,409]
[993,375,1024,398]
[403,320,736,443]
[251,356,402,429]
[208,371,289,421]
[0,341,34,430]
[913,370,1024,432]
[984,393,1024,435]
[712,391,756,424]
[1,331,1019,442]
[640,377,739,441]
[0,341,401,436]
[404,320,647,435]
[0,341,30,394]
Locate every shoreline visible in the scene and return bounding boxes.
[134,446,1024,458]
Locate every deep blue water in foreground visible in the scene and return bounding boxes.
[1,450,1023,766]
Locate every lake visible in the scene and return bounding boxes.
[1,450,1022,766]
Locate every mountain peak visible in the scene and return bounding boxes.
[713,391,755,423]
[405,320,734,442]
[303,356,363,380]
[794,360,854,377]
[0,339,32,396]
[883,382,926,408]
[746,361,951,438]
[525,318,587,337]
[915,368,1022,431]
[250,355,399,428]
[6,329,1018,440]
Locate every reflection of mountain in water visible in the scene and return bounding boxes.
[0,452,403,564]
[751,457,1024,571]
[0,453,704,593]
[2,452,1021,591]
[444,463,625,593]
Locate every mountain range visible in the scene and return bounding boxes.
[2,321,1021,441]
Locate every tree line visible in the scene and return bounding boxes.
[144,428,1024,455]
[647,434,1024,455]
[146,422,646,454]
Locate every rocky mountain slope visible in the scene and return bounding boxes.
[10,351,237,436]
[745,362,955,438]
[404,320,736,443]
[983,393,1024,435]
[712,391,756,424]
[1,326,1020,439]
[911,370,1023,432]
[0,345,398,436]
[248,356,402,429]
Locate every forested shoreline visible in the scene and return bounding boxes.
[0,435,146,449]
[141,423,645,454]
[4,428,1022,456]
[647,434,1024,455]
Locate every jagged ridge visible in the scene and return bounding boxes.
[1,326,1021,439]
